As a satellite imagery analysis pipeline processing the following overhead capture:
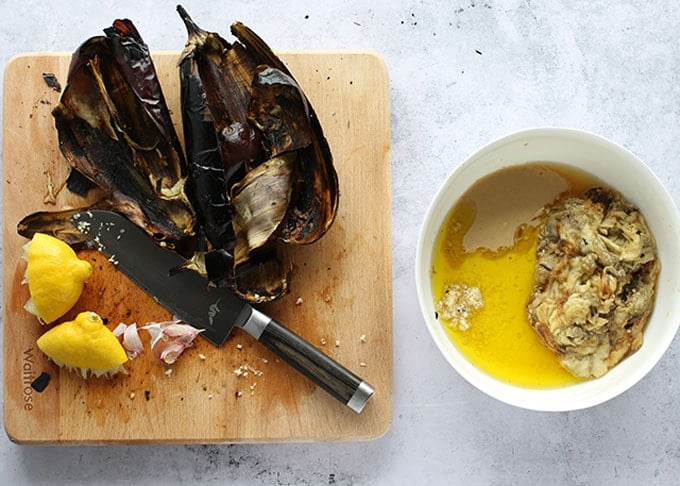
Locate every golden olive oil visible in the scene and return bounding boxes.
[431,163,600,388]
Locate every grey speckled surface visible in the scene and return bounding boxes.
[2,0,680,484]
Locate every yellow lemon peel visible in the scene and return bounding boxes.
[36,311,128,378]
[23,232,93,324]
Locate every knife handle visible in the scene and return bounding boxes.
[247,309,374,413]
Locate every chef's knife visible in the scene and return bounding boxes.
[71,210,374,413]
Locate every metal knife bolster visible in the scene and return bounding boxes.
[239,307,270,339]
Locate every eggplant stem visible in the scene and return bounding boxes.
[176,5,212,64]
[176,5,203,37]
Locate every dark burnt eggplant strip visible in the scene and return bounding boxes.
[105,20,179,147]
[65,169,98,197]
[180,55,234,251]
[283,141,336,243]
[18,203,110,249]
[248,66,313,157]
[232,246,289,302]
[177,5,261,185]
[204,248,235,289]
[100,21,186,195]
[53,113,193,247]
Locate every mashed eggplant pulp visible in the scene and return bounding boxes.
[431,163,643,387]
[527,187,660,379]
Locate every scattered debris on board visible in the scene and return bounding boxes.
[41,72,62,92]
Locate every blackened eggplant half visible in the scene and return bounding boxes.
[50,19,195,250]
[233,23,339,244]
[177,6,338,301]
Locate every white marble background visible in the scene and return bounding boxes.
[1,0,679,484]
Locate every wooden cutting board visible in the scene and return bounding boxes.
[2,51,392,444]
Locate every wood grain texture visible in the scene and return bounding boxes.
[3,51,392,444]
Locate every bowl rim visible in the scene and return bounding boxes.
[415,126,680,411]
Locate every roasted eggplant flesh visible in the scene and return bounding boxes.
[231,153,297,264]
[19,9,338,303]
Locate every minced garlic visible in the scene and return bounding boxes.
[435,283,484,331]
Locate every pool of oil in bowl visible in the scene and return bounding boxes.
[431,163,599,388]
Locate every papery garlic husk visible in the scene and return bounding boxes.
[142,319,203,365]
[113,322,144,359]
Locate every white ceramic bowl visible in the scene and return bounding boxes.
[415,127,680,411]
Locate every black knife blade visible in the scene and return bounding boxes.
[71,210,374,413]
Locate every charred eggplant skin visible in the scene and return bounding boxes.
[177,5,261,186]
[177,6,338,302]
[20,11,338,304]
[179,49,239,291]
[180,55,234,251]
[106,20,185,165]
[18,206,103,249]
[231,22,339,244]
[50,19,195,250]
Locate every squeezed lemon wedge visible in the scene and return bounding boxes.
[23,233,92,324]
[36,311,128,378]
